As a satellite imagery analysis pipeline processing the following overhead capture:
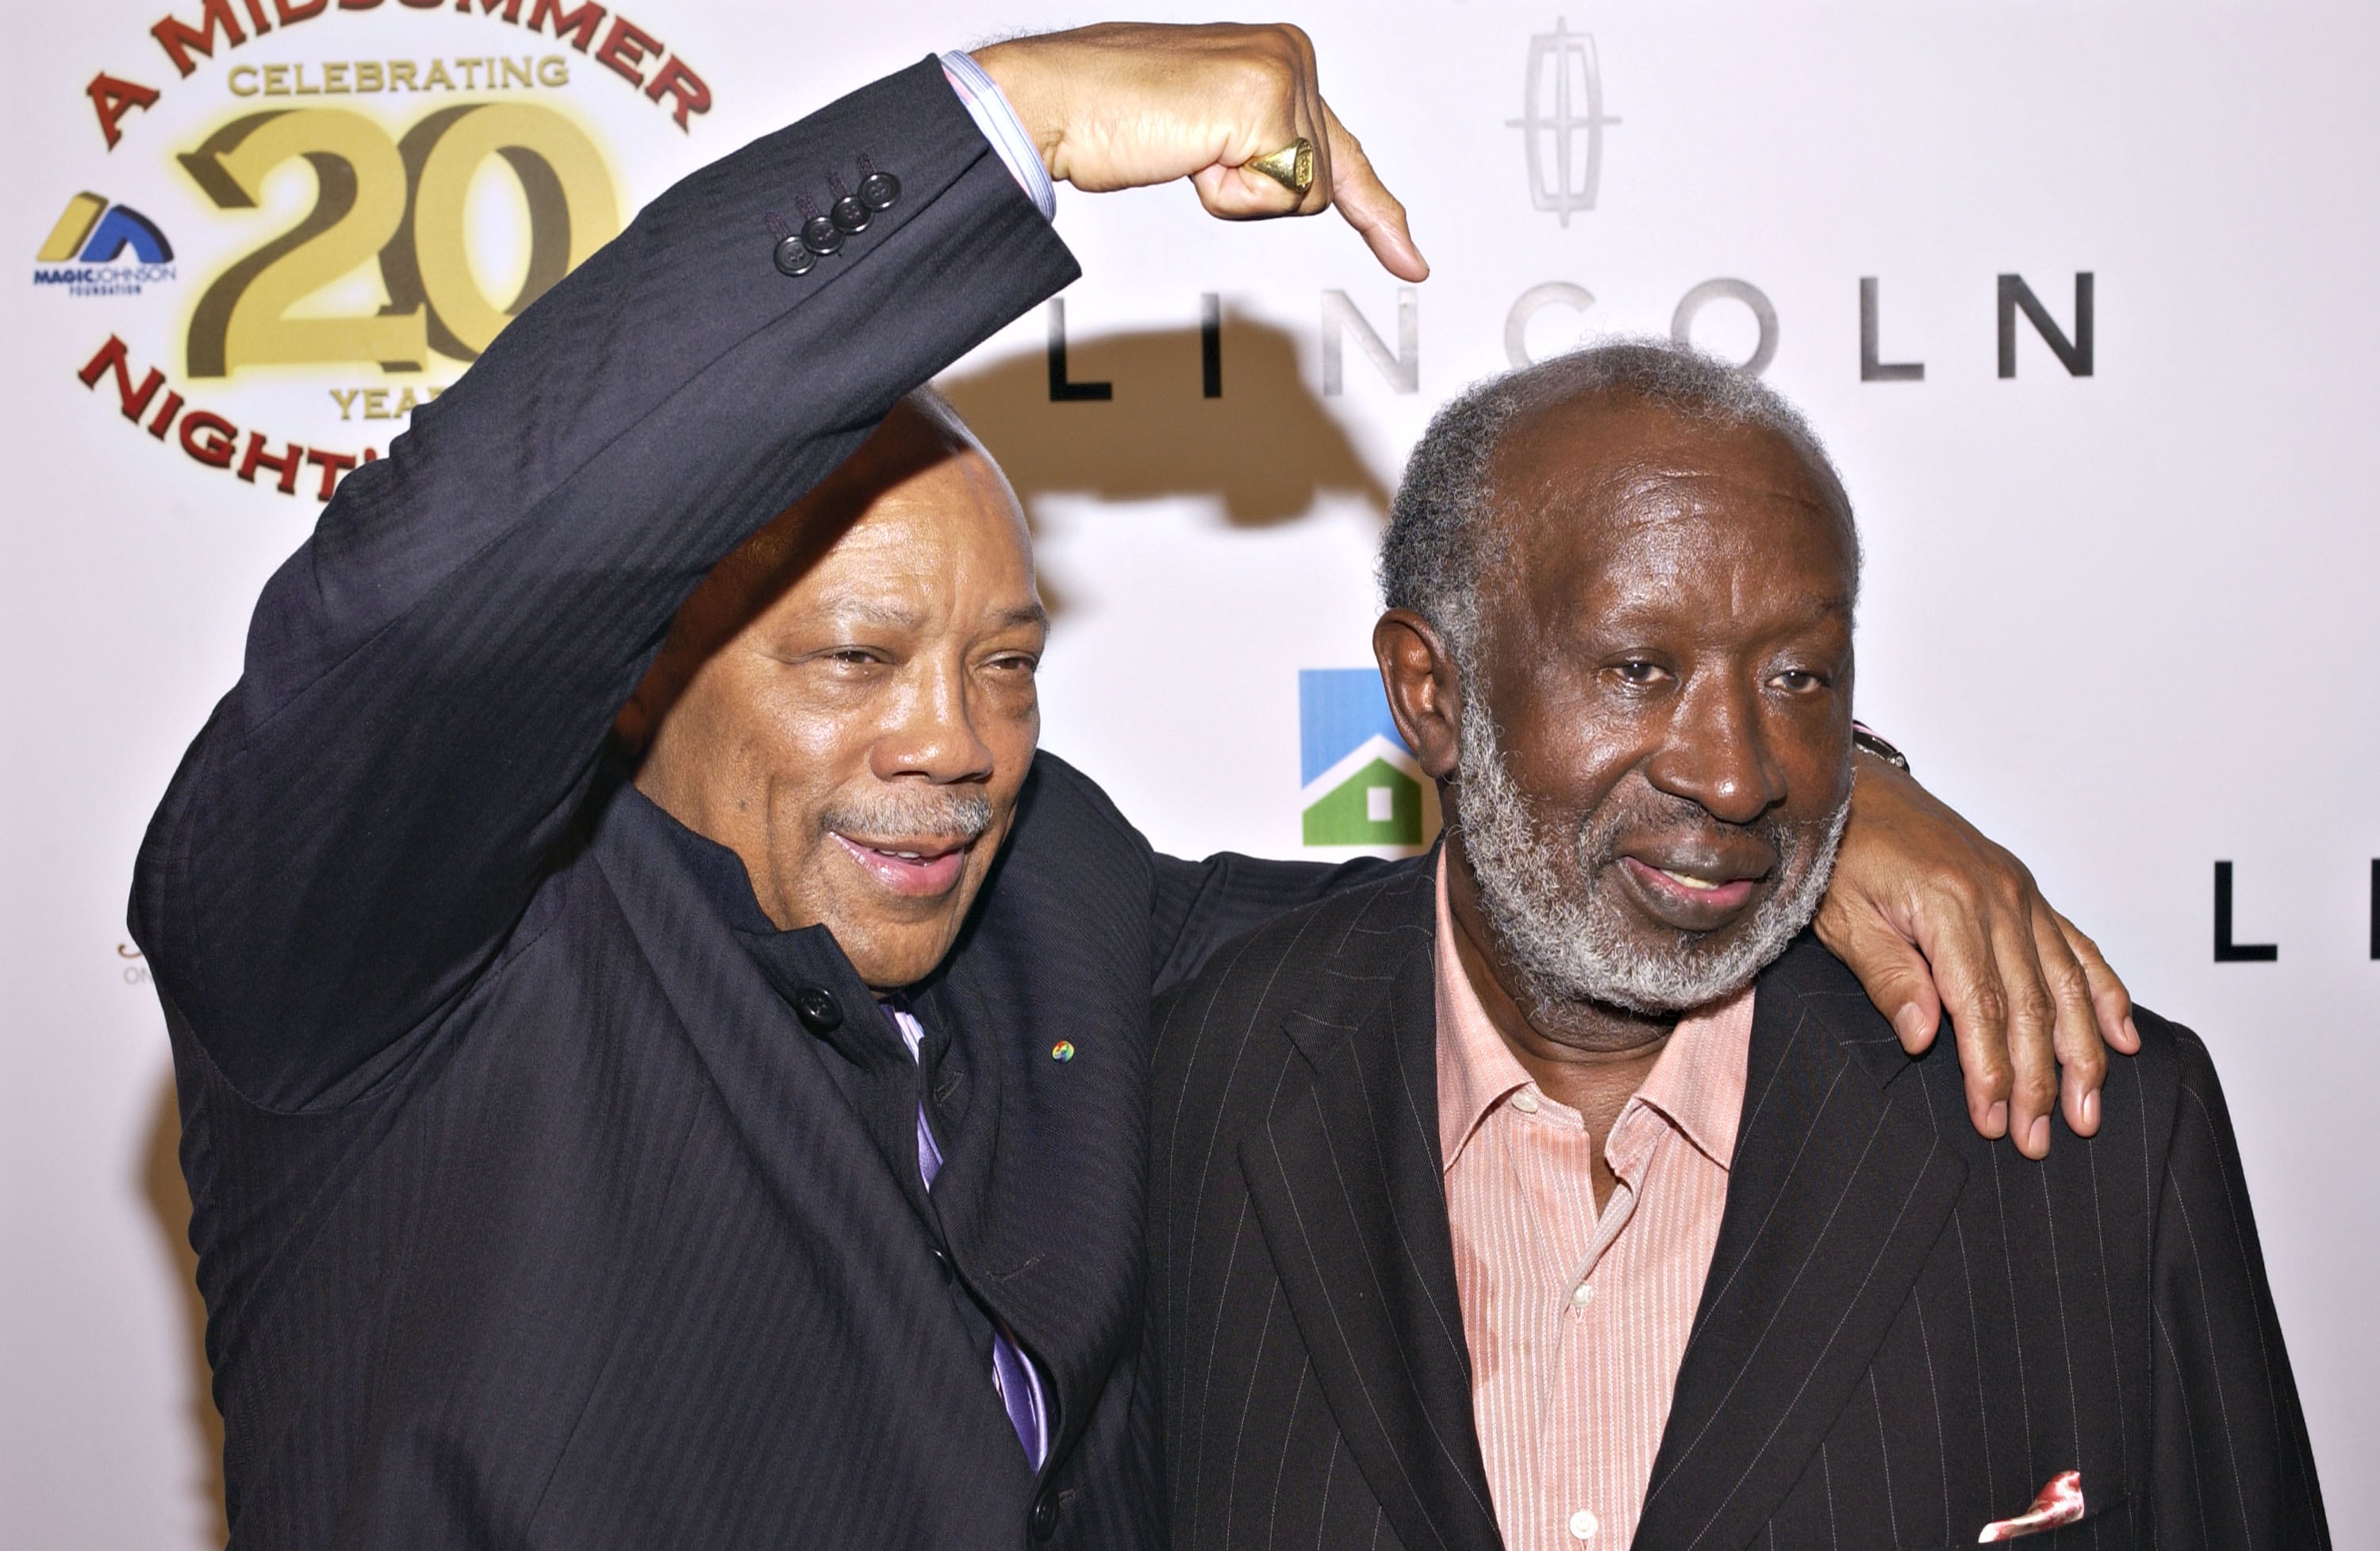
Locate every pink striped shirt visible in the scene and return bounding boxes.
[1434,854,1754,1551]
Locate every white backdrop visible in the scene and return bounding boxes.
[4,2,2374,1545]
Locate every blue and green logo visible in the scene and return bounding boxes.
[1299,668,1426,848]
[33,192,175,296]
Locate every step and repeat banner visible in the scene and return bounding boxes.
[4,2,2374,1544]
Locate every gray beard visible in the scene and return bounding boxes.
[1453,706,1849,1021]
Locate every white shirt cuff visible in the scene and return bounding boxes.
[941,50,1058,224]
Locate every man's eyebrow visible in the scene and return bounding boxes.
[810,597,1049,631]
[815,596,927,630]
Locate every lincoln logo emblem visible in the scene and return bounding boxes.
[1508,19,1621,226]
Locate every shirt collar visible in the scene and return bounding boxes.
[1433,851,1538,1171]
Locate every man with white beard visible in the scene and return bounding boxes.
[1148,340,2325,1551]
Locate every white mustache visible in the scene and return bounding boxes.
[820,789,994,843]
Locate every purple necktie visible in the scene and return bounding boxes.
[890,1004,1046,1468]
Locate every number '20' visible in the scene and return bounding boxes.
[179,103,619,378]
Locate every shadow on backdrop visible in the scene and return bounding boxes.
[143,1077,228,1545]
[937,317,1392,551]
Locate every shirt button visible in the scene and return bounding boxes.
[1570,1280,1594,1310]
[1511,1090,1540,1115]
[1568,1508,1600,1541]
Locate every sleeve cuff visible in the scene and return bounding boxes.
[941,50,1058,223]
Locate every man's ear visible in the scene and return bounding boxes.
[1373,608,1464,782]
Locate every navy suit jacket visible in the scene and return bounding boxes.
[132,58,1364,1550]
[1149,864,2328,1550]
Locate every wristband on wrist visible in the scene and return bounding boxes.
[1851,723,1912,774]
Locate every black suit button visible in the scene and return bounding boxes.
[792,986,843,1033]
[772,236,816,276]
[830,194,871,234]
[1028,1491,1058,1541]
[800,214,843,255]
[858,171,900,210]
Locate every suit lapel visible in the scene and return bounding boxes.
[1238,875,1504,1551]
[1635,935,1968,1551]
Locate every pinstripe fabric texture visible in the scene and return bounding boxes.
[1435,857,1752,1551]
[1148,865,2328,1551]
[128,58,1392,1550]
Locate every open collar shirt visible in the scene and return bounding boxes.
[1434,853,1754,1551]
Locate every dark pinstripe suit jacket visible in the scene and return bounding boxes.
[130,58,1365,1551]
[1150,862,2328,1550]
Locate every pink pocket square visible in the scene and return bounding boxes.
[1979,1471,2085,1541]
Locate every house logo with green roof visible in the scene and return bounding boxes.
[1299,668,1427,849]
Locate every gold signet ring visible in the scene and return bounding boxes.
[1249,137,1317,194]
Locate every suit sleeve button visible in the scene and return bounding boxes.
[858,171,900,210]
[772,236,816,276]
[793,986,843,1032]
[1028,1491,1059,1541]
[830,194,871,234]
[800,214,844,255]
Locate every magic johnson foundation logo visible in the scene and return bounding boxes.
[1507,18,1619,227]
[33,193,176,296]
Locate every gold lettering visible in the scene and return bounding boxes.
[457,57,482,88]
[362,387,390,419]
[323,60,348,91]
[393,386,419,413]
[536,54,566,86]
[294,61,319,94]
[263,62,290,94]
[228,63,259,94]
[328,387,360,419]
[389,60,416,89]
[355,60,382,90]
[501,56,531,88]
[422,59,454,90]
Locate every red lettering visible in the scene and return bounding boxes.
[151,0,249,78]
[238,431,306,493]
[525,0,603,52]
[181,412,237,468]
[77,335,166,422]
[398,0,444,9]
[240,0,274,33]
[643,55,708,129]
[274,0,327,21]
[336,0,383,9]
[306,447,358,500]
[148,390,186,438]
[86,73,163,150]
[594,16,658,85]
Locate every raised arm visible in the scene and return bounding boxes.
[130,60,1081,1108]
[132,29,1426,1112]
